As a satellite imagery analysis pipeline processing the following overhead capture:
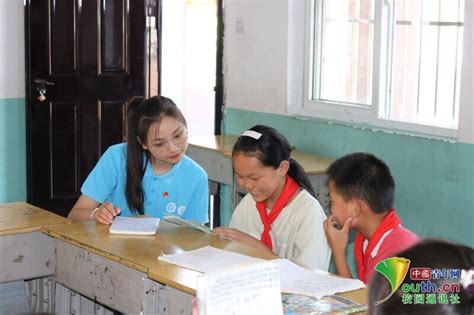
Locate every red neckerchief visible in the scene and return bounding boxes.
[354,209,401,283]
[256,176,299,251]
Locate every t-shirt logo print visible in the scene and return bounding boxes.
[177,206,187,215]
[166,202,177,213]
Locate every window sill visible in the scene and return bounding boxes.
[289,105,458,142]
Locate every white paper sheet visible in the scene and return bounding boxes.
[274,259,365,297]
[197,261,283,315]
[158,246,264,273]
[109,217,160,235]
[158,246,364,298]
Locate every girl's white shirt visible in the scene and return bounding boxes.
[230,190,331,271]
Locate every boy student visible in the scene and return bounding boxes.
[323,152,419,283]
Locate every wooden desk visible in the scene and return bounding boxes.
[42,220,277,314]
[148,258,367,313]
[0,204,366,314]
[188,135,333,211]
[0,202,69,283]
[0,202,70,313]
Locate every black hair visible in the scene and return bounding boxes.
[369,239,474,315]
[326,152,394,213]
[232,125,316,197]
[125,96,187,214]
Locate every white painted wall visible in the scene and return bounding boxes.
[458,0,474,144]
[224,0,288,115]
[161,0,185,105]
[223,0,474,144]
[0,0,26,203]
[0,0,25,98]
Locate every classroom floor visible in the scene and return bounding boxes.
[0,281,35,315]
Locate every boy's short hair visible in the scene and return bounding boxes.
[327,152,395,214]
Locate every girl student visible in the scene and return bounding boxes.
[214,125,331,270]
[68,96,209,224]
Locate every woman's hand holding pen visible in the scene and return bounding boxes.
[92,202,121,225]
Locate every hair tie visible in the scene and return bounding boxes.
[241,130,262,140]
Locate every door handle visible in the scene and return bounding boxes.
[33,79,54,102]
[33,78,55,86]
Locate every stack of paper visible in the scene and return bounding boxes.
[197,261,283,315]
[158,246,365,297]
[109,217,160,235]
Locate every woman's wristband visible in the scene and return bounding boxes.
[90,207,100,220]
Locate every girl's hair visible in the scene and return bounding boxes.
[232,125,316,197]
[125,96,187,214]
[369,239,474,315]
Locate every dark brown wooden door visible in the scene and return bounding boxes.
[25,0,147,216]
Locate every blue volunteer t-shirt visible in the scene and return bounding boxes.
[81,143,209,223]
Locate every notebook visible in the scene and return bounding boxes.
[109,217,160,235]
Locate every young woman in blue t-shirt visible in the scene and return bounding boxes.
[68,96,209,224]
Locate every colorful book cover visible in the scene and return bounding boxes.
[282,293,367,314]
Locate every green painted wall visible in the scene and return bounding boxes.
[222,108,474,249]
[0,98,26,203]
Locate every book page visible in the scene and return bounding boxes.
[163,215,213,234]
[158,246,264,273]
[197,261,283,315]
[274,259,365,297]
[109,217,160,235]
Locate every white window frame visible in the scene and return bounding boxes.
[287,0,470,140]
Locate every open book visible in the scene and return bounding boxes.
[163,215,213,234]
[109,217,160,235]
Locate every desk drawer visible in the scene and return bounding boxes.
[55,240,147,314]
[0,232,55,282]
[187,147,233,185]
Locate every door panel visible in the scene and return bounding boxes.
[26,0,146,216]
[99,101,126,153]
[101,0,128,73]
[51,102,78,198]
[51,0,77,73]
